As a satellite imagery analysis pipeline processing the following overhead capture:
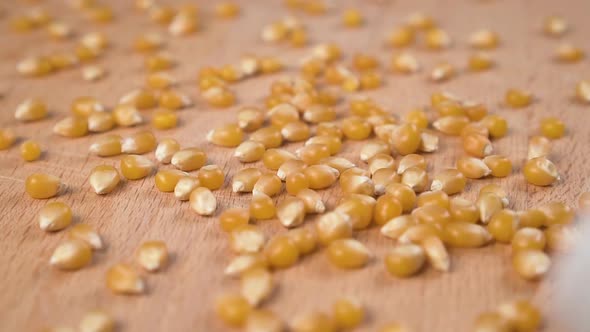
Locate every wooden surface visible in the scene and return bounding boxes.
[1,0,589,331]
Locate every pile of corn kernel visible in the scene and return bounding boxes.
[2,0,590,331]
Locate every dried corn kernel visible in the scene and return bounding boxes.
[341,117,372,140]
[545,224,574,252]
[20,140,41,162]
[225,253,268,277]
[327,239,370,269]
[433,115,469,136]
[538,202,574,226]
[380,215,415,240]
[482,114,508,138]
[219,208,250,233]
[401,166,429,193]
[430,62,455,82]
[385,183,416,212]
[523,157,559,186]
[425,28,452,50]
[391,53,420,74]
[26,173,61,199]
[250,193,276,220]
[518,209,546,229]
[88,112,115,133]
[421,235,450,272]
[17,56,54,77]
[333,298,364,329]
[50,239,92,270]
[374,194,403,226]
[233,168,262,193]
[89,135,119,157]
[316,211,353,245]
[463,134,493,157]
[0,129,16,150]
[276,197,306,228]
[89,165,120,194]
[555,43,585,63]
[146,53,174,72]
[449,197,479,223]
[265,234,299,269]
[342,8,363,27]
[112,105,143,127]
[477,193,504,224]
[120,155,154,180]
[106,264,145,295]
[15,98,47,122]
[134,32,164,53]
[497,300,541,332]
[230,225,266,254]
[79,310,114,332]
[387,26,415,48]
[250,127,283,149]
[539,117,565,139]
[469,29,499,49]
[120,89,157,110]
[203,87,236,108]
[53,116,88,137]
[468,53,494,71]
[69,224,103,250]
[483,155,512,177]
[246,309,283,332]
[154,169,186,192]
[488,209,519,243]
[512,249,550,280]
[241,268,273,307]
[303,165,339,189]
[171,148,206,171]
[544,16,568,37]
[527,135,551,160]
[417,190,450,209]
[385,243,425,277]
[198,165,225,190]
[512,228,546,252]
[39,202,72,232]
[430,169,466,195]
[136,240,168,272]
[174,176,199,201]
[190,187,217,216]
[146,72,176,89]
[122,131,157,154]
[473,312,513,332]
[457,156,491,179]
[390,124,421,155]
[444,221,491,247]
[159,90,192,110]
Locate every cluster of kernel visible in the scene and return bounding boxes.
[198,55,284,109]
[261,16,309,48]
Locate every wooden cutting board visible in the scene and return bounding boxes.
[1,0,588,331]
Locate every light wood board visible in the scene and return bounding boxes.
[1,0,589,331]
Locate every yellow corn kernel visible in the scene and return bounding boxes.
[404,109,428,129]
[264,234,299,269]
[159,90,192,110]
[145,53,174,72]
[372,168,400,195]
[327,238,370,269]
[50,239,92,270]
[512,227,546,252]
[276,160,305,181]
[202,86,236,108]
[483,155,512,177]
[476,193,504,224]
[46,53,78,70]
[285,172,309,195]
[432,115,469,136]
[341,117,372,140]
[136,240,168,272]
[277,196,306,228]
[518,209,546,229]
[359,140,389,162]
[120,89,157,110]
[305,136,341,156]
[473,312,513,332]
[527,135,551,160]
[538,201,574,226]
[316,124,343,140]
[151,110,178,130]
[387,26,415,48]
[82,65,106,82]
[106,263,145,295]
[171,148,207,171]
[112,105,143,127]
[261,149,295,170]
[457,156,491,179]
[421,235,450,272]
[359,71,382,90]
[385,183,417,212]
[430,62,455,82]
[539,117,565,139]
[15,98,48,122]
[169,12,199,36]
[258,56,283,74]
[154,138,180,164]
[296,144,330,165]
[463,134,493,158]
[390,124,421,155]
[197,165,225,190]
[411,205,452,229]
[469,29,499,49]
[449,197,479,223]
[89,134,121,157]
[0,128,16,150]
[250,127,285,149]
[368,154,396,175]
[575,80,590,104]
[237,107,265,132]
[53,116,88,137]
[417,190,450,210]
[505,88,533,108]
[121,131,157,154]
[19,140,41,162]
[391,53,420,74]
[87,112,115,133]
[240,267,273,308]
[79,310,114,332]
[406,12,435,30]
[443,221,491,248]
[134,32,164,53]
[252,173,282,197]
[69,223,103,250]
[332,298,364,329]
[481,114,508,138]
[380,215,415,240]
[487,209,519,243]
[189,187,217,216]
[297,188,326,214]
[316,211,353,245]
[396,154,425,175]
[233,168,262,193]
[286,228,317,256]
[230,225,266,254]
[38,202,72,232]
[385,243,425,277]
[543,16,568,37]
[342,8,363,27]
[269,104,298,128]
[75,44,101,62]
[336,195,375,230]
[26,173,61,199]
[220,208,250,232]
[497,300,542,332]
[400,166,429,193]
[291,312,335,332]
[374,194,403,226]
[523,157,559,186]
[233,140,265,163]
[555,43,585,63]
[430,169,466,195]
[224,253,268,278]
[17,56,54,77]
[512,249,551,280]
[154,169,187,192]
[89,165,120,195]
[425,28,452,50]
[120,155,154,180]
[174,177,199,201]
[146,72,176,90]
[302,165,339,189]
[468,53,494,71]
[249,193,275,220]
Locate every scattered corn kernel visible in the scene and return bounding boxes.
[333,298,364,329]
[89,165,120,194]
[241,268,273,307]
[190,187,217,216]
[469,29,499,49]
[15,98,48,122]
[555,43,585,63]
[106,263,145,295]
[327,238,370,269]
[50,239,92,270]
[69,224,103,250]
[477,193,504,224]
[523,157,559,186]
[39,202,72,232]
[539,117,565,139]
[120,155,154,180]
[26,173,61,199]
[112,105,143,127]
[512,249,551,280]
[544,16,568,37]
[53,116,89,137]
[234,168,263,193]
[171,147,207,171]
[136,240,168,272]
[265,234,299,269]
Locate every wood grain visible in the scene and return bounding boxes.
[0,0,589,331]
